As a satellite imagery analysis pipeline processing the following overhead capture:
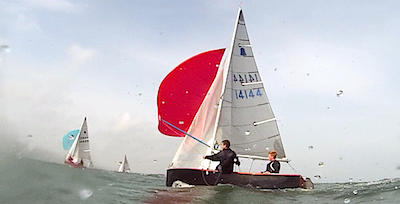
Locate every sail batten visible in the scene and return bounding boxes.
[241,81,263,86]
[253,118,277,126]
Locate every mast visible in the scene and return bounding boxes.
[212,7,286,160]
[205,7,243,163]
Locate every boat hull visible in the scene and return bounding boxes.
[167,168,313,189]
[64,159,84,169]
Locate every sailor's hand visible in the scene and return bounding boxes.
[203,156,206,159]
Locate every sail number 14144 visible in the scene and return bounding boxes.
[234,89,262,99]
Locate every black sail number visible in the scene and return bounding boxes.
[233,73,259,83]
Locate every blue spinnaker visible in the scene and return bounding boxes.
[62,129,79,150]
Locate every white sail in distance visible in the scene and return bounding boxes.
[118,155,131,173]
[65,117,93,168]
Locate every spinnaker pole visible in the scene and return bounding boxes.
[161,119,210,148]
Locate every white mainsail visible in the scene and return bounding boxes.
[215,8,286,160]
[169,7,285,170]
[65,117,92,168]
[118,155,131,173]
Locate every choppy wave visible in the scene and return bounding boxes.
[1,154,399,204]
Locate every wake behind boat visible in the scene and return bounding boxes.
[157,7,313,189]
[62,117,93,168]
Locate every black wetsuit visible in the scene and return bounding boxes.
[205,148,237,174]
[263,160,280,173]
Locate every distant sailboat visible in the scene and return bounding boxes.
[62,117,92,168]
[117,155,131,173]
[157,7,313,189]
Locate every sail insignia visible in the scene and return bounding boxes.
[240,48,247,56]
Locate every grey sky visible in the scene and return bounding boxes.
[1,0,400,183]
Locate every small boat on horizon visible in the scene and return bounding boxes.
[117,155,131,173]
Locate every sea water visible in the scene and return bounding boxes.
[1,155,399,204]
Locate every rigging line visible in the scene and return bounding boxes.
[287,162,298,173]
[249,159,254,172]
[161,119,210,148]
[162,121,184,136]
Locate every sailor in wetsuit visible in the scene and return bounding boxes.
[203,140,240,174]
[262,150,280,174]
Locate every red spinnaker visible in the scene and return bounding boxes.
[157,49,225,137]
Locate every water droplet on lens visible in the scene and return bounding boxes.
[337,90,344,97]
[265,147,269,151]
[344,198,350,203]
[349,178,353,182]
[308,145,313,150]
[0,45,11,53]
[162,101,165,104]
[179,121,184,125]
[153,160,157,163]
[395,186,398,190]
[353,190,358,195]
[245,148,251,151]
[17,152,23,159]
[79,189,93,200]
[245,130,250,136]
[253,144,257,148]
[138,93,142,96]
[318,162,324,167]
[314,175,321,180]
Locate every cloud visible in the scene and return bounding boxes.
[23,0,75,13]
[1,0,77,34]
[67,44,97,68]
[10,12,42,33]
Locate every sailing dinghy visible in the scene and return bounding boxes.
[63,117,93,168]
[157,7,313,189]
[117,155,131,173]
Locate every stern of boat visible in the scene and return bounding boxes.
[300,177,314,189]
